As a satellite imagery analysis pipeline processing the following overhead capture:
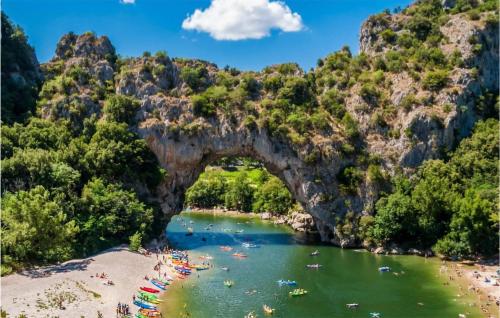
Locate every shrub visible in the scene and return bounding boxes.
[192,95,214,117]
[129,232,142,251]
[360,83,381,105]
[243,115,257,130]
[278,77,313,106]
[341,113,359,139]
[407,15,433,41]
[380,29,397,44]
[400,94,417,112]
[103,95,140,124]
[180,66,208,91]
[321,88,346,119]
[423,70,449,91]
[263,75,283,93]
[337,166,363,194]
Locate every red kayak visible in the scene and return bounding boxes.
[140,286,160,293]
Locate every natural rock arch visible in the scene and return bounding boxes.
[138,119,353,245]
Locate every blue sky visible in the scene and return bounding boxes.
[3,0,413,71]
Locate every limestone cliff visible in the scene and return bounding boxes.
[37,1,499,247]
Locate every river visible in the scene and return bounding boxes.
[159,212,483,318]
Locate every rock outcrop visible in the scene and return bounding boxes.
[38,2,498,247]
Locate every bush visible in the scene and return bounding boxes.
[380,29,397,44]
[180,66,208,91]
[278,77,313,106]
[423,70,449,91]
[360,83,381,105]
[321,88,346,119]
[341,113,359,139]
[337,166,363,194]
[103,95,140,124]
[192,94,215,117]
[129,232,142,251]
[407,15,433,41]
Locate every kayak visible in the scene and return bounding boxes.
[150,280,166,290]
[139,308,161,317]
[289,288,308,297]
[133,300,157,310]
[139,291,159,300]
[140,287,160,293]
[277,279,297,286]
[137,294,161,304]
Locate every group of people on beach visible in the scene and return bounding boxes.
[116,302,130,317]
[440,261,500,318]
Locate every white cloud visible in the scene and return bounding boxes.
[120,0,135,4]
[182,0,303,40]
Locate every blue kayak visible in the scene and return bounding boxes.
[277,279,297,286]
[150,279,167,290]
[133,300,157,310]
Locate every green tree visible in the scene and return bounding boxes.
[224,173,254,212]
[185,172,227,208]
[78,178,153,255]
[253,178,293,214]
[1,186,78,267]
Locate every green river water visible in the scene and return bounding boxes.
[159,212,482,318]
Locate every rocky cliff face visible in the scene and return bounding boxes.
[38,2,498,247]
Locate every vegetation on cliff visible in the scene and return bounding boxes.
[363,118,498,258]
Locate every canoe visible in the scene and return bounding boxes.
[140,287,160,293]
[224,280,234,287]
[133,300,157,310]
[150,280,167,290]
[378,266,390,272]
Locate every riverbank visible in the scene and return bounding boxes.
[439,261,500,318]
[187,207,317,233]
[1,245,177,317]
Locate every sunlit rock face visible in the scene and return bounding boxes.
[41,6,498,247]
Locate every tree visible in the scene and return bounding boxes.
[1,13,41,124]
[1,186,78,268]
[224,173,254,212]
[185,172,227,208]
[253,178,293,214]
[78,178,153,255]
[434,187,498,258]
